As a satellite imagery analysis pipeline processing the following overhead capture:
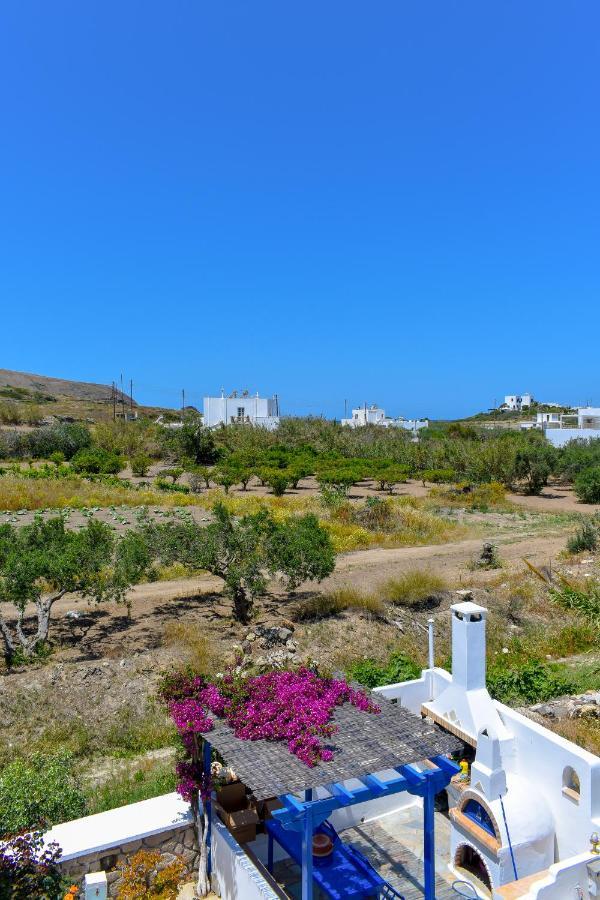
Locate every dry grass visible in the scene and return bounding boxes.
[552,717,600,756]
[293,587,384,621]
[0,475,199,511]
[428,481,511,510]
[381,570,448,607]
[161,621,219,674]
[199,491,467,553]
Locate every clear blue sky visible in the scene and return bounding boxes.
[1,2,598,419]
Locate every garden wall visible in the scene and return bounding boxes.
[45,793,198,897]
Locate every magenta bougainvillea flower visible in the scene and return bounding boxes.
[165,667,380,799]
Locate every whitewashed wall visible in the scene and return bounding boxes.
[211,817,281,900]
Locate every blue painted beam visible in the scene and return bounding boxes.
[326,781,355,805]
[271,758,457,830]
[361,773,389,795]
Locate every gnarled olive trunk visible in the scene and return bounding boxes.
[0,591,65,665]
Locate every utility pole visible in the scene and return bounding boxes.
[130,380,134,415]
[120,374,126,420]
[112,382,116,421]
[344,399,348,419]
[182,389,185,415]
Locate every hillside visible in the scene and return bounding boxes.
[0,368,178,425]
[0,368,130,403]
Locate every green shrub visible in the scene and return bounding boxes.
[575,467,600,504]
[374,465,409,492]
[0,751,87,836]
[154,477,190,494]
[71,447,123,474]
[347,652,421,689]
[550,580,600,627]
[24,423,92,460]
[567,519,598,554]
[421,468,456,485]
[265,470,290,496]
[212,466,238,493]
[353,497,394,531]
[131,454,152,477]
[487,660,572,705]
[317,467,361,495]
[86,762,177,816]
[49,451,65,466]
[160,467,184,484]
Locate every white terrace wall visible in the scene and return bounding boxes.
[211,817,282,900]
[496,703,600,859]
[46,793,198,897]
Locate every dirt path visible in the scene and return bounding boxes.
[325,530,568,589]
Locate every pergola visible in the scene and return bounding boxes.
[203,691,461,899]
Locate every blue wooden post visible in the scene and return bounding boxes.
[203,740,212,876]
[423,773,435,900]
[267,833,274,873]
[301,805,313,900]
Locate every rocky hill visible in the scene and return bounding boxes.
[0,368,131,403]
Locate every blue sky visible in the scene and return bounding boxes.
[1,2,598,419]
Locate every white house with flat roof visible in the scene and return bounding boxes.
[342,404,428,432]
[503,394,533,411]
[342,404,387,427]
[203,391,280,430]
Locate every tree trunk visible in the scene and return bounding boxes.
[231,586,251,624]
[1,590,66,665]
[195,803,210,898]
[0,614,16,666]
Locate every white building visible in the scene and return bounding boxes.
[342,404,388,427]
[503,394,533,411]
[203,391,280,430]
[536,412,561,428]
[342,404,428,432]
[539,407,600,447]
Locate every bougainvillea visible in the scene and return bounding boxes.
[162,666,380,800]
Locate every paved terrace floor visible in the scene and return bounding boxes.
[272,805,465,900]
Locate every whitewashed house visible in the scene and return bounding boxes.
[542,407,600,448]
[203,391,280,430]
[342,404,388,427]
[342,404,428,432]
[536,412,561,428]
[503,394,533,411]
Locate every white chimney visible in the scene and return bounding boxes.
[423,600,513,745]
[451,601,487,690]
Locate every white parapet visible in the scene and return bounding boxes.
[45,792,193,862]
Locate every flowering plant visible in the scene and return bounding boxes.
[162,666,380,775]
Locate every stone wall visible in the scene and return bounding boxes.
[59,823,199,897]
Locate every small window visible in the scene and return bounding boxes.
[562,766,580,803]
[237,406,245,419]
[462,800,496,837]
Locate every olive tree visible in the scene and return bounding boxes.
[0,516,151,664]
[143,503,335,623]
